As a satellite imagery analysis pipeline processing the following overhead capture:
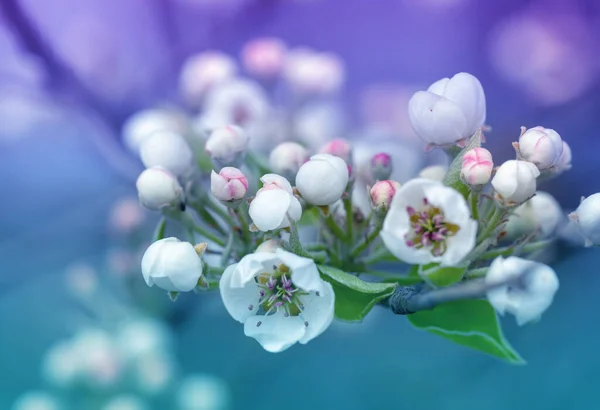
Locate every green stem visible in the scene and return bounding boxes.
[344,197,354,244]
[465,267,488,279]
[476,206,504,244]
[189,201,226,235]
[351,220,383,258]
[235,206,252,248]
[189,224,226,247]
[469,192,479,221]
[209,266,225,275]
[206,199,236,227]
[478,239,553,261]
[325,215,346,242]
[167,209,226,247]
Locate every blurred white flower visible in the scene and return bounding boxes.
[408,72,486,147]
[269,142,309,178]
[141,237,204,292]
[283,48,345,95]
[505,191,563,238]
[241,37,287,78]
[418,165,447,182]
[296,154,349,206]
[140,131,194,176]
[133,353,175,394]
[205,125,249,169]
[249,174,302,231]
[294,102,344,150]
[136,167,184,211]
[71,328,123,388]
[11,391,62,410]
[42,341,80,388]
[122,109,188,155]
[220,249,335,352]
[65,262,98,297]
[177,374,231,410]
[555,141,572,174]
[319,139,353,164]
[381,178,477,266]
[180,51,237,107]
[491,160,539,205]
[568,193,600,247]
[116,318,171,361]
[102,395,148,410]
[486,256,559,325]
[109,198,146,233]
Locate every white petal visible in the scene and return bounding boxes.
[141,238,178,287]
[260,173,293,194]
[287,195,303,224]
[276,249,324,293]
[249,189,291,231]
[441,218,478,266]
[298,282,335,344]
[230,252,279,288]
[220,264,261,323]
[422,183,472,224]
[380,230,436,265]
[408,91,468,145]
[442,73,486,135]
[243,311,306,352]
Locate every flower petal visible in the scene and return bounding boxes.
[442,218,478,266]
[220,263,261,323]
[298,282,335,344]
[442,73,486,135]
[408,91,468,145]
[230,252,279,288]
[276,249,324,293]
[249,189,291,231]
[243,311,306,352]
[423,183,472,224]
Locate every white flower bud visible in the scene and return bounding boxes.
[319,139,353,163]
[210,167,248,202]
[141,238,204,292]
[505,192,563,238]
[370,180,401,211]
[515,126,563,170]
[568,193,600,247]
[269,142,309,177]
[139,131,193,176]
[256,239,280,253]
[205,125,249,169]
[296,154,349,206]
[418,165,447,182]
[486,256,559,326]
[122,109,188,155]
[241,37,287,78]
[136,167,183,211]
[491,160,540,205]
[179,51,237,107]
[283,48,345,95]
[555,141,572,174]
[461,147,493,186]
[249,174,302,231]
[408,72,486,146]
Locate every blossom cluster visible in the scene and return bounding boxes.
[126,39,598,361]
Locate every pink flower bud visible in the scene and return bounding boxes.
[319,139,352,163]
[516,126,563,170]
[370,180,401,211]
[205,125,249,169]
[269,142,309,178]
[371,153,393,181]
[241,38,287,78]
[210,167,249,202]
[461,147,493,186]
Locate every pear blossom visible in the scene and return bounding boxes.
[205,125,249,169]
[461,147,493,186]
[179,51,237,106]
[491,160,540,205]
[210,167,249,202]
[284,48,345,95]
[123,109,188,155]
[256,239,281,253]
[136,167,184,211]
[293,102,344,150]
[568,193,600,247]
[11,391,62,410]
[71,328,123,388]
[139,131,194,176]
[381,178,477,266]
[515,126,563,170]
[177,374,231,410]
[408,72,486,147]
[319,139,353,163]
[241,37,287,78]
[141,237,204,292]
[418,165,447,182]
[220,249,335,352]
[505,191,563,238]
[370,180,401,212]
[249,174,302,231]
[371,152,393,181]
[486,256,559,325]
[296,154,349,206]
[269,142,309,178]
[42,341,80,387]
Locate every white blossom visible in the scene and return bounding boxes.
[486,256,559,325]
[283,48,345,95]
[296,154,349,206]
[418,165,447,182]
[568,193,600,247]
[102,395,148,410]
[381,178,477,266]
[219,249,335,352]
[241,37,287,78]
[205,125,249,169]
[11,391,62,410]
[505,191,563,238]
[408,72,486,146]
[249,174,302,231]
[122,109,188,155]
[139,131,194,176]
[491,160,540,205]
[268,142,309,178]
[136,167,183,211]
[141,238,203,292]
[179,51,237,107]
[177,374,231,410]
[555,141,572,174]
[515,126,563,170]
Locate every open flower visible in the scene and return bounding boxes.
[296,154,349,206]
[249,174,302,231]
[381,178,477,266]
[485,256,559,326]
[408,72,486,147]
[568,193,600,247]
[219,249,335,352]
[141,238,204,292]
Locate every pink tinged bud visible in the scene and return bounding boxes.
[517,126,563,170]
[241,37,287,78]
[461,147,493,186]
[210,167,248,202]
[319,139,353,163]
[370,180,401,210]
[136,167,183,211]
[268,142,309,177]
[371,152,393,181]
[205,125,249,169]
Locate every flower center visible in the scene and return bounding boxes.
[404,198,460,256]
[249,264,310,327]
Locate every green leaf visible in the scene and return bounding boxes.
[443,129,482,198]
[318,265,397,322]
[152,217,167,242]
[420,265,466,287]
[408,299,525,364]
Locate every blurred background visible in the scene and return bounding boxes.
[1,0,600,409]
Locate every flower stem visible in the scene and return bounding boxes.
[476,206,505,244]
[350,219,383,258]
[325,215,346,242]
[469,192,479,221]
[234,206,252,248]
[344,197,354,243]
[206,198,236,227]
[166,209,226,247]
[189,201,226,235]
[478,239,553,261]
